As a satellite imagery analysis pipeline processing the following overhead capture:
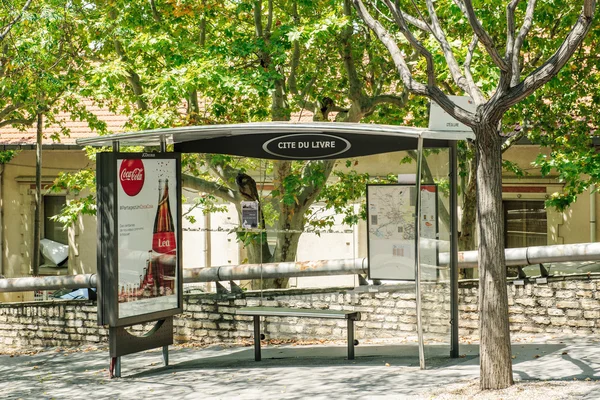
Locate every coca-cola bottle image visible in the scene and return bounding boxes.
[152,178,176,294]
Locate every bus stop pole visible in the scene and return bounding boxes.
[450,141,460,358]
[414,136,425,370]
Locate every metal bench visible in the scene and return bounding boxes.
[236,306,361,361]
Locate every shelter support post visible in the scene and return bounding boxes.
[163,346,169,366]
[347,318,355,360]
[450,141,459,358]
[253,316,261,361]
[414,136,425,370]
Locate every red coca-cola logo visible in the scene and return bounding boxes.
[119,159,145,196]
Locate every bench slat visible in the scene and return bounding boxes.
[237,306,360,320]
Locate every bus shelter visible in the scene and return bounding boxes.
[78,121,474,369]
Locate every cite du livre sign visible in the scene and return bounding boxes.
[97,152,183,327]
[262,133,352,159]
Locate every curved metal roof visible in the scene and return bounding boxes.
[76,122,474,160]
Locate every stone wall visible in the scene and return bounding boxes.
[459,278,600,336]
[1,276,599,350]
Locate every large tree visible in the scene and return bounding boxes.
[353,0,596,390]
[1,0,98,274]
[58,0,416,289]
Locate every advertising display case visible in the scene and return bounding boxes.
[96,152,183,327]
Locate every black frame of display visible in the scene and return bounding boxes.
[96,152,183,328]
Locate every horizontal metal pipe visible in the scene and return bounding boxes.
[183,258,368,283]
[0,274,97,293]
[4,242,600,292]
[0,259,367,292]
[440,242,600,267]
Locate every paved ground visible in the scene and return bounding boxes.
[1,335,600,399]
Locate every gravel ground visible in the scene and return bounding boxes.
[422,379,600,399]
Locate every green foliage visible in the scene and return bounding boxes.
[49,195,97,227]
[502,160,526,178]
[50,170,96,195]
[0,151,17,164]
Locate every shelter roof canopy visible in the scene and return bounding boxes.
[76,122,474,160]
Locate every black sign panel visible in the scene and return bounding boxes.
[174,132,451,159]
[262,134,351,159]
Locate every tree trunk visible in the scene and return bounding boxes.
[32,111,43,276]
[475,122,513,390]
[459,153,477,278]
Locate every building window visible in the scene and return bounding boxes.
[503,200,547,248]
[44,195,68,245]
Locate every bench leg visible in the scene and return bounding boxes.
[347,318,355,360]
[253,315,261,361]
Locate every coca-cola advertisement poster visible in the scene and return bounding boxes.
[116,153,181,319]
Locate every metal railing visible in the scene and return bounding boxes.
[2,242,600,295]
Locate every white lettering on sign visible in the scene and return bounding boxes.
[158,238,171,248]
[278,142,296,149]
[120,168,144,181]
[311,141,335,148]
[262,134,351,159]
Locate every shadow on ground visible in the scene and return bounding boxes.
[1,338,598,399]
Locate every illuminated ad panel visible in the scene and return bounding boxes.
[97,152,182,327]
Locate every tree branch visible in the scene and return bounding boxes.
[464,36,486,103]
[0,116,36,128]
[463,0,509,72]
[266,0,273,35]
[0,103,23,121]
[253,1,263,38]
[501,129,526,153]
[342,0,363,101]
[353,0,477,126]
[420,0,470,93]
[505,0,520,82]
[297,160,336,210]
[381,0,436,88]
[0,0,32,42]
[501,1,596,111]
[149,0,162,23]
[109,10,148,111]
[288,2,300,96]
[511,0,537,86]
[370,93,409,108]
[182,174,239,203]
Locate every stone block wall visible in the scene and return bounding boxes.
[0,301,108,348]
[1,277,599,351]
[458,278,600,336]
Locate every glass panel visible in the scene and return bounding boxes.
[504,200,547,248]
[418,148,452,366]
[44,196,68,245]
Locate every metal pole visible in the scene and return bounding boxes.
[113,140,120,153]
[253,316,261,361]
[449,142,459,358]
[347,318,355,360]
[414,135,425,369]
[162,345,169,366]
[160,137,167,153]
[0,274,97,292]
[115,356,121,378]
[591,185,596,242]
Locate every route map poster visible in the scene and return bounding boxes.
[366,184,438,281]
